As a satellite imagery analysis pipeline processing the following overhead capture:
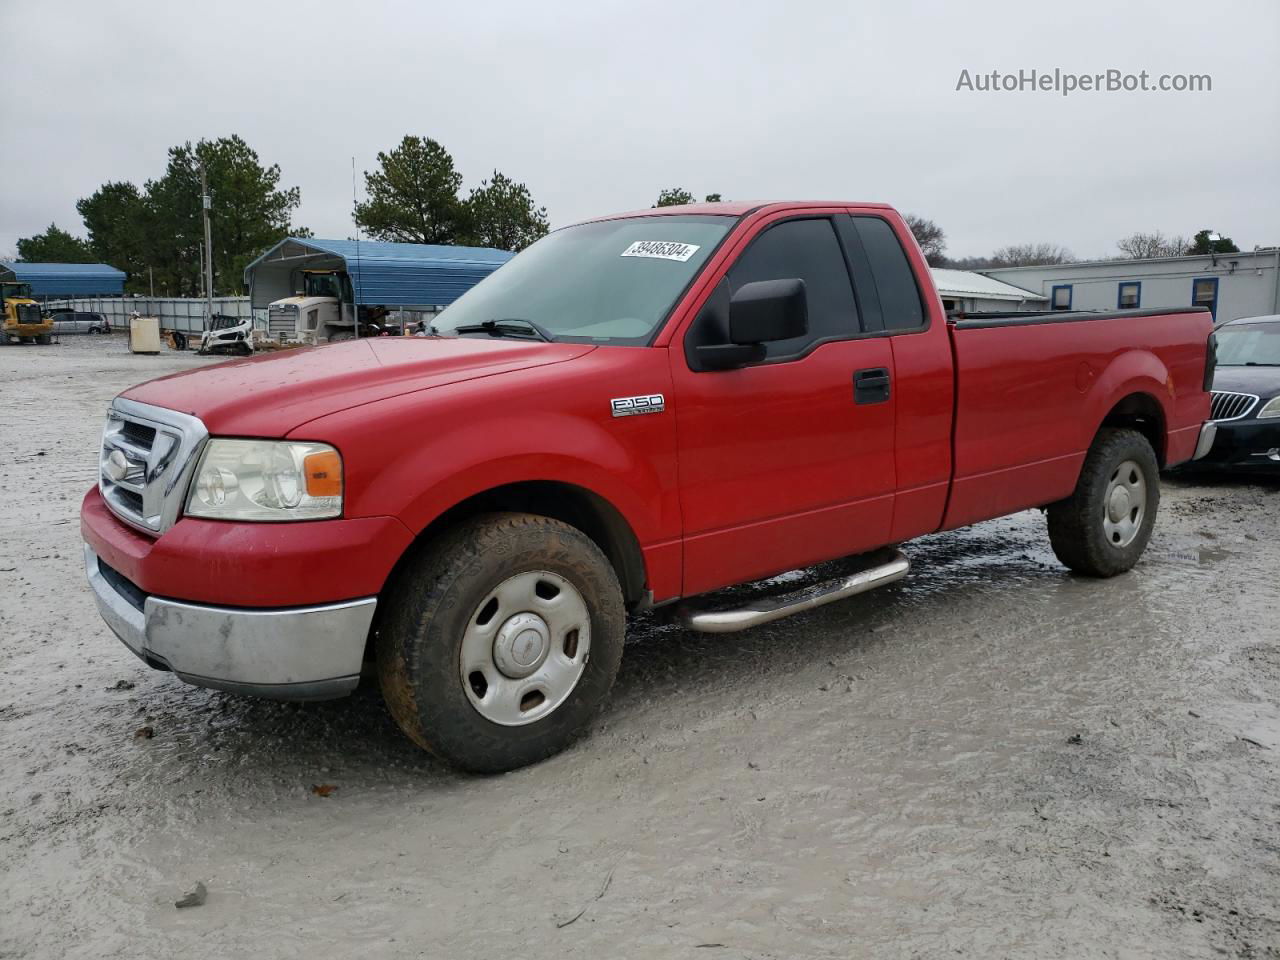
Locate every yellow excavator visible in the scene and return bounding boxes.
[1,281,53,344]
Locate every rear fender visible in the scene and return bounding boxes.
[1082,349,1174,458]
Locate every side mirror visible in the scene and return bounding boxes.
[691,278,808,371]
[729,278,807,345]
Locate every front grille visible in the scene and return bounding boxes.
[17,304,41,324]
[1209,391,1259,421]
[99,398,208,535]
[269,305,298,340]
[120,419,156,446]
[116,487,144,514]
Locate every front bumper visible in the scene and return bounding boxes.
[85,545,376,700]
[1190,417,1280,472]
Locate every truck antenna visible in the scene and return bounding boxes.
[352,157,363,341]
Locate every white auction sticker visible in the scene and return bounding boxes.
[620,240,701,262]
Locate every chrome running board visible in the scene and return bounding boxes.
[677,548,909,634]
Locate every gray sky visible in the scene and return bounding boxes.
[3,0,1278,262]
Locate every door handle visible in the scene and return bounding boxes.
[853,367,891,404]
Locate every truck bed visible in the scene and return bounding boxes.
[942,307,1213,529]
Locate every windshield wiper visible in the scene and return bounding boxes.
[449,318,555,343]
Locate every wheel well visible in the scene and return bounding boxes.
[410,481,648,609]
[1100,392,1166,465]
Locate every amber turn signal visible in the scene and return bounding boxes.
[303,450,343,498]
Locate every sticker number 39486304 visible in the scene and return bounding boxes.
[620,241,701,262]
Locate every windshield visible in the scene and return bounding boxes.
[432,215,734,344]
[304,273,344,300]
[1216,322,1280,365]
[2,283,33,300]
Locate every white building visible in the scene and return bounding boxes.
[982,248,1280,323]
[929,268,1046,313]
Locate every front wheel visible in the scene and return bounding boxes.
[376,513,626,773]
[1047,427,1160,577]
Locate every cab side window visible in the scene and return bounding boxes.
[851,216,925,331]
[728,218,860,360]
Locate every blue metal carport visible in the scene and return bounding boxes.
[244,237,513,310]
[0,262,126,299]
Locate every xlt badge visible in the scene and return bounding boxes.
[611,394,665,418]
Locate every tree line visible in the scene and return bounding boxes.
[18,146,1246,295]
[903,215,1239,269]
[643,201,1241,268]
[15,135,551,297]
[20,136,301,297]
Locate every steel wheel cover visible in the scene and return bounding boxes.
[458,570,591,726]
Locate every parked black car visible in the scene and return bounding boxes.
[48,310,112,335]
[1196,314,1280,473]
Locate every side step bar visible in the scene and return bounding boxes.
[677,548,909,634]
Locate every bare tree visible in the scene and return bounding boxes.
[1116,231,1189,259]
[987,243,1074,267]
[904,214,947,266]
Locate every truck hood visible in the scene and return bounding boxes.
[122,336,595,436]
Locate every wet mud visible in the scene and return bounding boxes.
[2,337,1277,958]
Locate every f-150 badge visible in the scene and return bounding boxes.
[611,394,665,417]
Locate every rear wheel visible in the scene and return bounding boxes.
[1047,428,1160,577]
[376,513,626,773]
[35,334,52,345]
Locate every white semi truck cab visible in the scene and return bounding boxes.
[268,271,357,344]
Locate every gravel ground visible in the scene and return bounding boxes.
[1,335,1277,959]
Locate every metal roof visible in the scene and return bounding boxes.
[244,237,513,308]
[930,268,1046,302]
[0,261,126,296]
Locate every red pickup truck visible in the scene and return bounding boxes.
[82,201,1217,772]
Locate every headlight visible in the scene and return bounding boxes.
[186,439,343,521]
[1257,397,1280,419]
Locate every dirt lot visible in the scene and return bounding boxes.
[1,335,1277,959]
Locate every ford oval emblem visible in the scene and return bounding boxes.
[105,448,130,482]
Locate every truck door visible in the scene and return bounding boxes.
[844,212,954,542]
[671,213,898,597]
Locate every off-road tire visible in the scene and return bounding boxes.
[35,334,52,345]
[1047,428,1160,577]
[376,512,626,773]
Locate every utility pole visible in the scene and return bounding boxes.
[200,162,214,333]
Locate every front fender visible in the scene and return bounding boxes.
[386,409,678,545]
[291,350,683,552]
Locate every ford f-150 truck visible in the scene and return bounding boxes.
[81,201,1218,772]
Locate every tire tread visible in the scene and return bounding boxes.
[376,512,625,772]
[1047,427,1160,577]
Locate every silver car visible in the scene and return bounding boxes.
[49,310,112,335]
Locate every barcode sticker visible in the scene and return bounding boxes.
[620,241,700,262]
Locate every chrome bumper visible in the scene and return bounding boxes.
[85,545,376,700]
[1192,420,1218,460]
